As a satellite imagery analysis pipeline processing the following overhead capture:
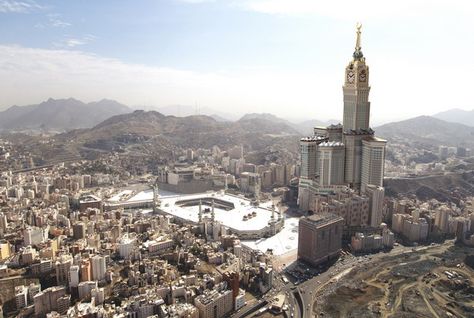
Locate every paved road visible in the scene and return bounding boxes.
[296,242,449,317]
[234,242,449,318]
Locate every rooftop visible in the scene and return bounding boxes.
[303,212,344,228]
[158,192,276,232]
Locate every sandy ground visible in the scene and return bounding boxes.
[312,243,474,318]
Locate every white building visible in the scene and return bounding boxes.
[78,281,97,300]
[91,255,106,281]
[91,287,105,304]
[55,254,73,285]
[318,141,345,186]
[194,287,233,318]
[148,238,174,254]
[435,207,450,233]
[366,184,385,227]
[68,265,80,288]
[15,285,28,309]
[24,227,45,246]
[119,234,137,259]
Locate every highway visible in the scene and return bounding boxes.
[293,243,447,318]
[234,243,448,318]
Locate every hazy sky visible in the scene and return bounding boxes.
[0,0,473,123]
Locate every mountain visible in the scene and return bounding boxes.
[385,171,474,203]
[155,105,238,122]
[376,115,474,148]
[59,110,300,156]
[296,119,340,135]
[239,113,289,123]
[238,113,337,135]
[0,98,132,132]
[433,108,474,127]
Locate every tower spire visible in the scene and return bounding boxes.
[353,22,364,60]
[355,22,362,50]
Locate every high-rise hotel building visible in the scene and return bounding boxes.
[298,25,387,211]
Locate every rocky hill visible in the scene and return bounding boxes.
[0,98,131,132]
[59,110,300,157]
[239,113,337,135]
[375,115,474,148]
[433,108,474,127]
[385,171,474,203]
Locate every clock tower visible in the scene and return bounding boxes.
[343,24,375,189]
[298,24,387,213]
[343,23,371,132]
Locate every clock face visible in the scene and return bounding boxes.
[359,70,367,82]
[347,71,355,83]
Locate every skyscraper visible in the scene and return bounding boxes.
[298,213,344,266]
[298,24,386,212]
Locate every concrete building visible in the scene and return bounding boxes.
[0,242,10,260]
[194,286,233,318]
[24,227,45,246]
[55,254,73,285]
[21,245,37,265]
[15,285,28,309]
[33,286,67,316]
[381,224,395,248]
[240,172,261,198]
[361,138,386,193]
[119,234,137,259]
[147,239,174,254]
[299,136,324,180]
[318,142,345,186]
[80,259,92,282]
[351,232,383,252]
[27,283,41,305]
[73,222,86,240]
[298,213,344,266]
[435,207,450,233]
[78,281,97,300]
[365,184,385,227]
[91,255,106,281]
[320,194,370,227]
[392,214,429,242]
[68,265,80,288]
[91,287,105,305]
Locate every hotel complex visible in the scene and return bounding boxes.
[298,25,386,216]
[297,25,389,266]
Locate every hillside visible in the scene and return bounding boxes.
[238,113,337,135]
[375,116,474,148]
[433,108,474,127]
[59,110,300,157]
[155,104,238,121]
[385,171,474,203]
[0,98,131,132]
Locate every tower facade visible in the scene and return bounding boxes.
[299,137,321,180]
[342,23,378,189]
[342,24,371,131]
[361,138,386,193]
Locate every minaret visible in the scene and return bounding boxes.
[153,182,160,213]
[211,200,215,222]
[198,199,202,223]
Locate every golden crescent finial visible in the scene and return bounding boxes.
[355,22,362,49]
